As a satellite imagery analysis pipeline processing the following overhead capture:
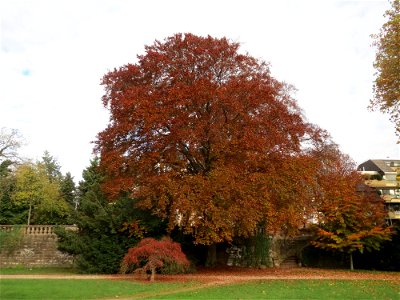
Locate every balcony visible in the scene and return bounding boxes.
[387,211,400,220]
[365,180,399,188]
[383,195,400,203]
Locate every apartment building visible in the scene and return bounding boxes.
[357,159,400,224]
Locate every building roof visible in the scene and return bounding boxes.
[358,159,400,173]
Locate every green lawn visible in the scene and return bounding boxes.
[0,279,199,299]
[1,279,399,300]
[154,280,400,299]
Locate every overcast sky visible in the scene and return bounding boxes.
[1,0,399,182]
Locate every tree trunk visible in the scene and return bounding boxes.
[149,267,155,282]
[205,243,217,267]
[350,253,354,271]
[27,202,32,226]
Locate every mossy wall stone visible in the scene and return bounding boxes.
[0,225,75,268]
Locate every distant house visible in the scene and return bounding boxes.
[358,159,400,224]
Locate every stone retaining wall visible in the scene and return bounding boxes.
[269,235,311,267]
[225,234,312,268]
[0,225,76,268]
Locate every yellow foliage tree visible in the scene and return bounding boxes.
[371,0,400,139]
[12,163,70,225]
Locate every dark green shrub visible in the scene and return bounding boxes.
[55,159,166,274]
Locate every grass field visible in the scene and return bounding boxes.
[154,280,400,299]
[0,279,198,299]
[1,278,399,299]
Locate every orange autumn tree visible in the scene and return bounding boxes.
[310,147,392,270]
[121,237,189,281]
[95,33,328,262]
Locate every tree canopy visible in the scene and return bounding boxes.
[310,150,392,270]
[12,162,70,225]
[121,237,189,281]
[371,0,400,139]
[0,150,75,225]
[41,150,63,183]
[96,33,329,245]
[60,172,76,208]
[0,127,24,164]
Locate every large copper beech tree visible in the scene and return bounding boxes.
[96,34,325,245]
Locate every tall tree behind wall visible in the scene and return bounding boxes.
[0,128,24,164]
[12,162,70,225]
[371,0,400,139]
[40,151,62,183]
[0,128,25,224]
[60,172,77,209]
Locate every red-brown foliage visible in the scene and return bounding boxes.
[310,148,393,269]
[121,237,189,281]
[95,33,337,244]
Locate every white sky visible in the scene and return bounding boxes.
[1,0,399,182]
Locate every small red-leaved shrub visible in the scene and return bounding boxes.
[121,237,189,281]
